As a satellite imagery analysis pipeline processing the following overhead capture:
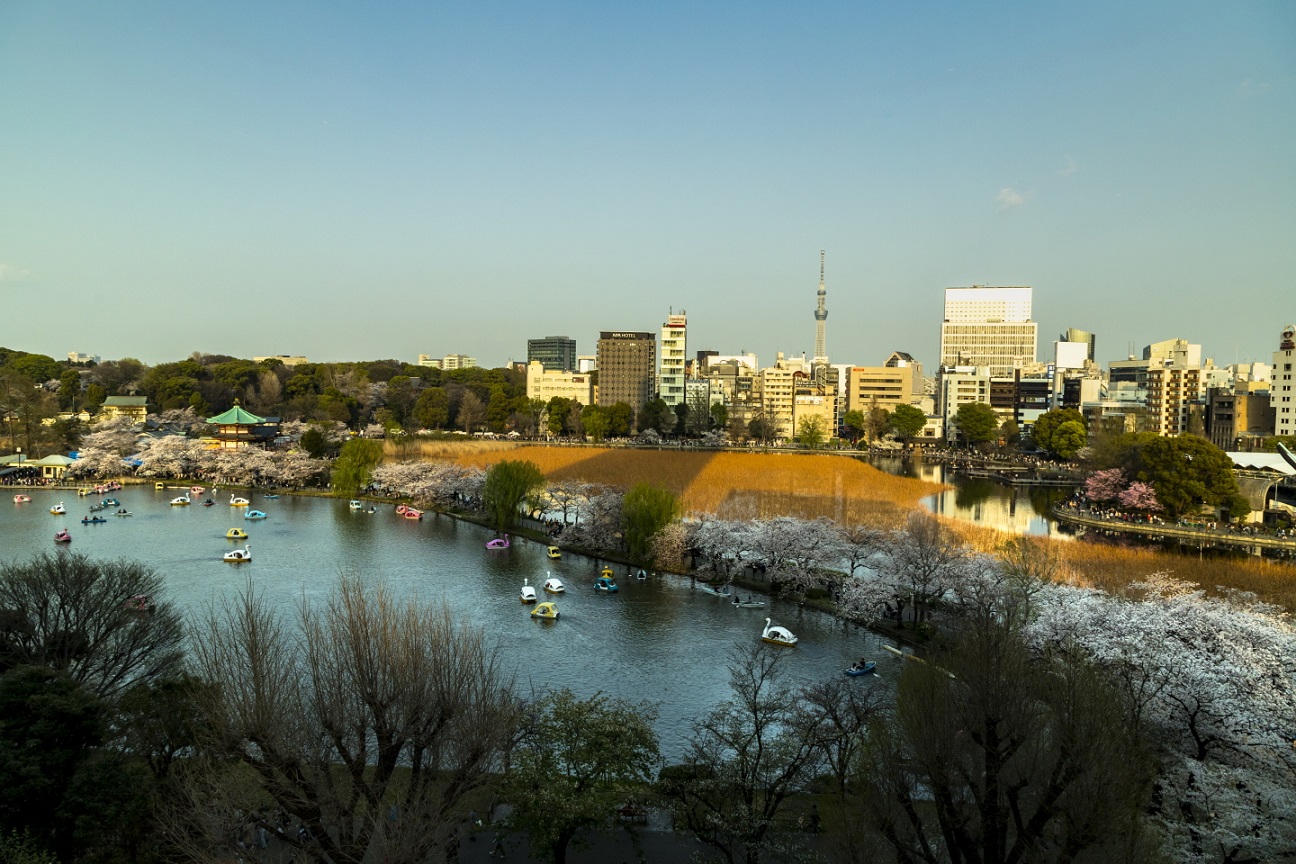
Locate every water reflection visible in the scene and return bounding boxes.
[867,455,1074,539]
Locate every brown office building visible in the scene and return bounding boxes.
[596,331,656,415]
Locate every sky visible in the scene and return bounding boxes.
[2,2,1293,372]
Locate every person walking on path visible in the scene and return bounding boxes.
[490,831,507,858]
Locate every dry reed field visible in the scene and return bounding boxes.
[447,446,945,527]
[384,439,519,460]
[402,442,1296,610]
[953,522,1296,611]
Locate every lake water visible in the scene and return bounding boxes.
[2,486,891,759]
[867,455,1074,538]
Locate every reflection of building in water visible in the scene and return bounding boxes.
[906,461,1072,540]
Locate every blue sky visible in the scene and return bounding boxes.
[2,2,1293,371]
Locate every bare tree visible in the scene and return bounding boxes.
[661,646,831,864]
[457,390,486,433]
[184,575,519,864]
[0,552,184,698]
[852,619,1160,864]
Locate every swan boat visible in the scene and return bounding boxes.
[244,510,267,520]
[543,575,565,594]
[520,578,537,604]
[50,502,66,515]
[54,529,72,543]
[349,500,364,510]
[12,494,31,503]
[486,535,510,550]
[230,494,250,506]
[395,504,423,520]
[170,494,191,506]
[531,601,559,620]
[190,486,205,494]
[594,576,619,593]
[226,528,248,539]
[223,545,252,563]
[761,618,798,647]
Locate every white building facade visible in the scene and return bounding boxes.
[940,286,1038,378]
[1275,325,1296,438]
[659,313,687,407]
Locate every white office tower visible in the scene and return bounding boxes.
[940,286,1037,378]
[1275,325,1296,438]
[813,250,828,364]
[660,312,687,407]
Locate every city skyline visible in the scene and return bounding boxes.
[1,2,1292,369]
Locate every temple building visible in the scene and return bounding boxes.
[206,401,279,450]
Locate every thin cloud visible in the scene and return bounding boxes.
[995,187,1025,210]
[1057,155,1078,176]
[1238,79,1270,99]
[0,263,33,284]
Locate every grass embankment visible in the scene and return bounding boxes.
[398,441,1296,611]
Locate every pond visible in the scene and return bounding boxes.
[2,485,893,759]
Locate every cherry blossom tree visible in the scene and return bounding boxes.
[688,518,754,583]
[1083,467,1126,502]
[136,436,207,479]
[878,511,971,627]
[562,488,624,551]
[542,480,592,528]
[744,516,843,597]
[80,416,140,455]
[1026,575,1296,863]
[1117,480,1162,512]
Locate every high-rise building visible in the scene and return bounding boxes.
[939,286,1037,377]
[659,313,687,407]
[1061,328,1096,363]
[1274,325,1296,439]
[596,331,656,416]
[813,251,828,363]
[526,336,577,372]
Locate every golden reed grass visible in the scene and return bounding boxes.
[447,446,943,528]
[953,521,1296,611]
[407,442,1296,610]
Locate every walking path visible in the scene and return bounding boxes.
[1053,505,1296,556]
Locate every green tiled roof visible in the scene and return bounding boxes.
[207,403,266,425]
